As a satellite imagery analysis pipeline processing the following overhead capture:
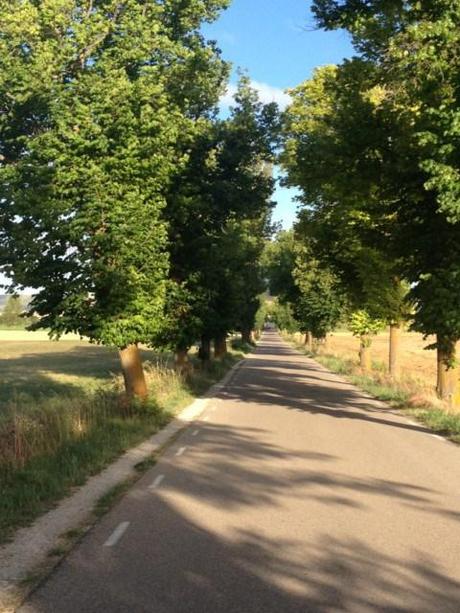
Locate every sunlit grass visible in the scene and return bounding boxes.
[0,337,241,542]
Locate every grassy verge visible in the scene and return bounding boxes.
[0,352,240,543]
[283,332,460,445]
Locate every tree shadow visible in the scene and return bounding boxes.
[22,421,460,612]
[219,361,434,437]
[0,346,159,406]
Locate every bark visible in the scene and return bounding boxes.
[359,334,372,372]
[175,348,191,374]
[389,323,401,378]
[305,331,313,352]
[198,336,211,363]
[214,334,228,359]
[119,344,148,400]
[436,336,459,407]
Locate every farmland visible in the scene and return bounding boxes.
[0,330,158,407]
[326,330,439,389]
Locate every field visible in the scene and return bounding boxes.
[0,330,161,407]
[327,330,439,389]
[0,330,241,541]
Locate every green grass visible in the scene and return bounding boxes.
[283,331,460,446]
[230,337,255,354]
[0,338,241,543]
[405,408,460,444]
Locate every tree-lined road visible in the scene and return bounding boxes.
[21,332,460,612]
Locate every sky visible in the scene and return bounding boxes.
[203,0,354,229]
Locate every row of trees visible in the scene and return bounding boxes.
[273,0,460,405]
[0,1,277,398]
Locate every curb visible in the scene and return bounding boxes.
[0,357,245,612]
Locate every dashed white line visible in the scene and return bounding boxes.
[103,522,130,547]
[149,474,165,489]
[192,429,200,437]
[175,446,187,457]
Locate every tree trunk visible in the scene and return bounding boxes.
[389,323,401,378]
[359,334,372,372]
[119,344,148,400]
[305,331,313,352]
[436,336,459,407]
[241,328,251,344]
[214,334,228,359]
[175,348,190,374]
[198,336,211,363]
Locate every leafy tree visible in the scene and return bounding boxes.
[162,77,278,364]
[283,62,410,374]
[0,0,229,397]
[349,309,385,372]
[0,296,24,327]
[310,0,460,401]
[262,230,299,305]
[292,249,346,349]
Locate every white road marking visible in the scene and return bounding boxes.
[103,522,130,547]
[149,474,165,489]
[192,430,200,437]
[175,446,187,457]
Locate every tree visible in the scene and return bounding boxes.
[0,296,24,327]
[283,63,410,374]
[310,0,460,402]
[0,0,230,398]
[162,77,278,364]
[292,249,346,350]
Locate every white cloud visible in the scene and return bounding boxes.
[220,81,291,110]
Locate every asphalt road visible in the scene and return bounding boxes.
[20,331,460,612]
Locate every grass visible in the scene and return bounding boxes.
[283,331,460,446]
[0,336,241,543]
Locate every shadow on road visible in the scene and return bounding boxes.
[25,422,460,612]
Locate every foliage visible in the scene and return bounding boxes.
[293,249,346,338]
[283,62,410,328]
[162,76,278,350]
[266,299,298,333]
[0,0,229,350]
[0,295,34,328]
[307,0,460,363]
[349,310,385,343]
[262,230,299,304]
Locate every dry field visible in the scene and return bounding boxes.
[326,330,440,390]
[0,330,160,406]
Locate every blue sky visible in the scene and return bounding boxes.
[204,0,354,229]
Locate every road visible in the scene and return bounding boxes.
[20,332,460,612]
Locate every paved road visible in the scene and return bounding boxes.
[21,332,460,612]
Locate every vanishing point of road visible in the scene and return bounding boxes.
[21,332,460,612]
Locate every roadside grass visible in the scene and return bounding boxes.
[283,331,460,446]
[230,337,255,354]
[0,339,241,543]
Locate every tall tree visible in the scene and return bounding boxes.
[283,63,409,374]
[311,0,460,402]
[162,77,278,364]
[0,0,229,397]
